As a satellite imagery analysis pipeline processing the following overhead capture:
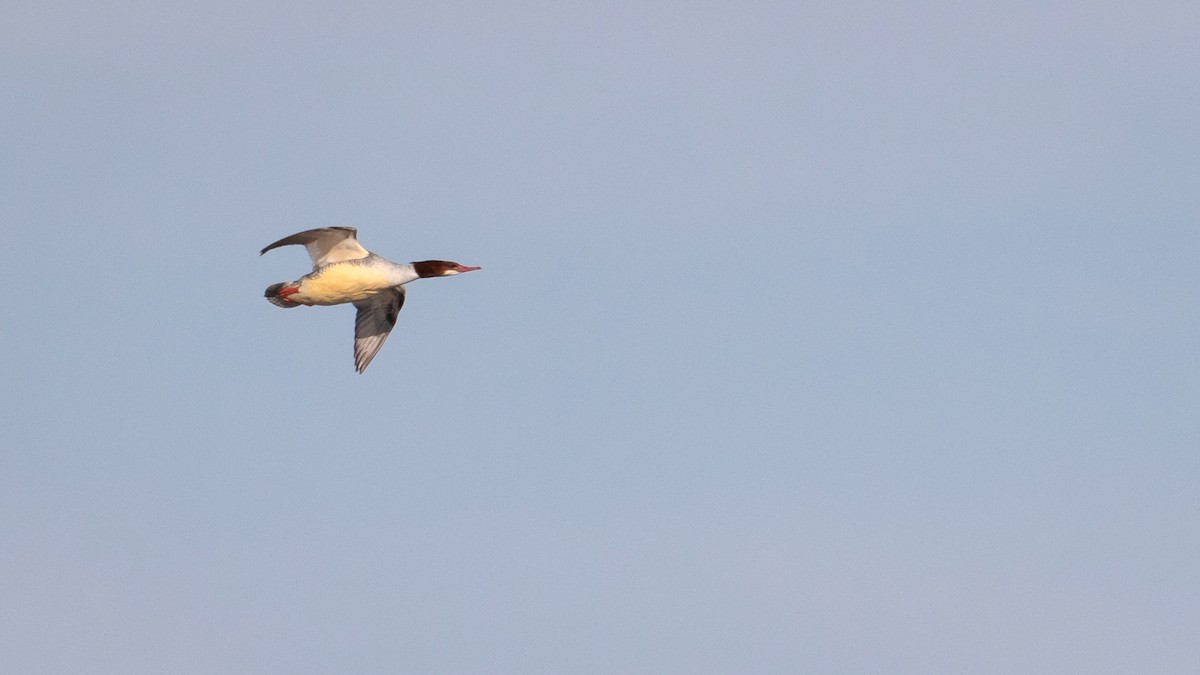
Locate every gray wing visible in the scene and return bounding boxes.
[260,227,370,269]
[352,288,406,373]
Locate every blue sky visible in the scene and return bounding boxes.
[3,2,1199,672]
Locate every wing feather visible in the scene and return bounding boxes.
[352,288,405,373]
[260,227,370,269]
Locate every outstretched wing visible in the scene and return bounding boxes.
[260,227,370,269]
[352,288,406,373]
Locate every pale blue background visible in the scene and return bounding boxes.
[3,2,1198,673]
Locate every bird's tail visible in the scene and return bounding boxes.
[265,282,302,308]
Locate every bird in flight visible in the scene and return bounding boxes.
[260,227,480,373]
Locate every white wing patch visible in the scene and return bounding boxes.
[260,227,371,269]
[352,288,406,373]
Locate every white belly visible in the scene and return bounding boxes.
[295,264,392,305]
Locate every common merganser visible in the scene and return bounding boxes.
[260,227,480,373]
